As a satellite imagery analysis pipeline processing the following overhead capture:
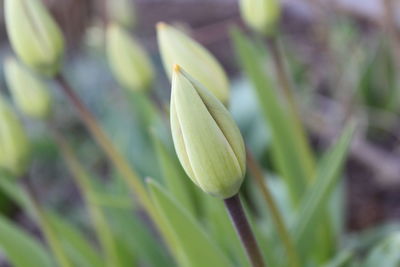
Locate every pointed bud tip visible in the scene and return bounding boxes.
[173,64,181,73]
[156,22,167,30]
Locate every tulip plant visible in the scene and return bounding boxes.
[0,0,399,267]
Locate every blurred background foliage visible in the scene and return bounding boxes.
[1,0,400,266]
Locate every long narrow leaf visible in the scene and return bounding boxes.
[151,131,200,217]
[293,123,355,256]
[0,214,53,267]
[231,28,313,203]
[54,134,121,267]
[147,179,232,267]
[48,213,104,267]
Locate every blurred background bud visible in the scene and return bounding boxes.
[4,0,65,76]
[107,0,136,29]
[106,23,154,92]
[0,96,30,177]
[157,22,230,105]
[4,57,52,120]
[239,0,281,36]
[170,65,245,199]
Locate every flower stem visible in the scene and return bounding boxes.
[266,36,298,117]
[54,73,178,260]
[224,194,266,267]
[246,150,299,267]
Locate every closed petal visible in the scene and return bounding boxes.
[171,66,244,198]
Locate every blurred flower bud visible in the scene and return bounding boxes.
[157,22,230,105]
[4,57,52,119]
[239,0,281,35]
[107,0,136,29]
[106,23,154,92]
[5,0,65,76]
[0,96,30,177]
[170,65,245,199]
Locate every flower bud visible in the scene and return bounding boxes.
[157,23,229,105]
[0,96,30,177]
[106,23,154,92]
[170,65,245,198]
[5,0,65,76]
[239,0,281,35]
[4,57,52,119]
[107,0,136,29]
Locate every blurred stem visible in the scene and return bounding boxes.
[224,194,265,267]
[265,36,298,118]
[265,36,315,175]
[246,150,299,267]
[49,128,119,267]
[54,73,178,261]
[23,181,72,267]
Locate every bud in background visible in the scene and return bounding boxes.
[239,0,281,36]
[106,23,154,92]
[170,65,246,199]
[4,58,52,119]
[107,0,136,29]
[0,96,30,177]
[4,0,65,77]
[157,23,230,105]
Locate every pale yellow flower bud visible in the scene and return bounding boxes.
[157,22,229,105]
[106,23,154,92]
[4,58,52,119]
[0,96,30,176]
[239,0,281,35]
[170,65,245,199]
[107,0,136,29]
[5,0,65,76]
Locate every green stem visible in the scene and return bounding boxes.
[224,194,266,267]
[50,128,119,267]
[54,73,178,261]
[246,150,299,267]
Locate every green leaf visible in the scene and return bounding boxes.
[48,213,104,267]
[151,130,200,217]
[231,28,337,263]
[107,208,174,267]
[55,135,121,267]
[147,179,232,267]
[230,28,314,203]
[322,249,354,267]
[292,123,355,258]
[0,173,32,211]
[0,214,53,267]
[0,174,72,267]
[363,232,400,267]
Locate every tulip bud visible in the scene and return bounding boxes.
[239,0,281,36]
[4,58,52,119]
[5,0,65,76]
[157,23,229,105]
[0,96,30,177]
[106,23,154,92]
[170,65,245,198]
[107,0,136,29]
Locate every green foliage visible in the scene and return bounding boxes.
[0,2,398,267]
[0,214,54,267]
[147,179,233,267]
